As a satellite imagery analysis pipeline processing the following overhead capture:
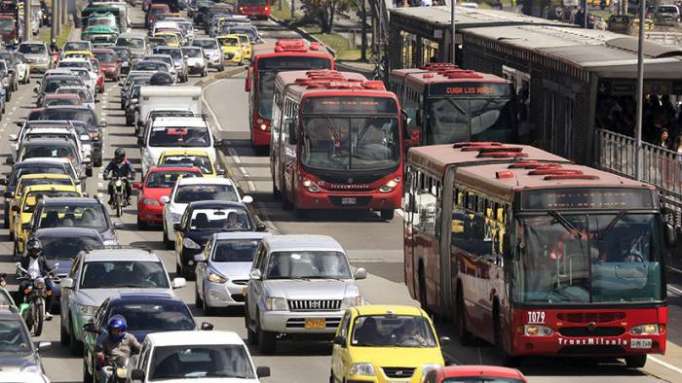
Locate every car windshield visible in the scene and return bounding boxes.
[112,48,130,59]
[56,87,94,103]
[94,52,116,62]
[146,171,201,188]
[213,239,260,262]
[18,177,73,194]
[193,39,218,49]
[133,61,168,71]
[45,77,83,93]
[658,6,677,12]
[19,44,45,54]
[228,29,256,41]
[514,213,664,304]
[189,208,252,231]
[149,126,210,147]
[46,98,80,107]
[11,166,69,187]
[149,344,255,380]
[266,251,352,279]
[302,116,400,171]
[40,235,103,259]
[174,184,238,203]
[110,303,195,331]
[38,205,109,232]
[58,61,89,69]
[64,42,90,51]
[149,56,172,66]
[157,48,182,59]
[183,48,202,58]
[35,109,97,126]
[80,261,169,289]
[161,155,213,174]
[217,37,239,46]
[22,144,77,160]
[351,315,437,347]
[0,320,31,353]
[116,37,144,49]
[23,190,81,213]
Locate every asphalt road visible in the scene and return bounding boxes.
[1,4,682,383]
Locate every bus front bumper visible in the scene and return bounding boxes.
[296,185,402,211]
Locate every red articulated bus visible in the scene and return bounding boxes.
[245,39,335,152]
[270,70,403,221]
[389,63,517,150]
[404,142,673,367]
[237,0,271,19]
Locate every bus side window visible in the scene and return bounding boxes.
[451,189,467,248]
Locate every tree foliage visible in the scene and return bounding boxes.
[301,0,357,33]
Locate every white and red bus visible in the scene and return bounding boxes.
[404,142,674,367]
[389,63,517,150]
[270,70,404,220]
[237,0,271,19]
[245,39,335,151]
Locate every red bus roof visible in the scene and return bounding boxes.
[435,365,527,381]
[275,70,395,101]
[392,63,510,88]
[254,38,335,62]
[409,143,652,201]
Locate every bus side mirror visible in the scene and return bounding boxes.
[286,120,297,145]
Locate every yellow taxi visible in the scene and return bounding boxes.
[154,32,181,47]
[331,305,445,383]
[61,50,95,60]
[216,35,244,65]
[12,184,82,258]
[157,149,223,177]
[235,34,252,61]
[8,174,75,240]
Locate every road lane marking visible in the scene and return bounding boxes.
[650,355,682,375]
[669,285,682,296]
[228,148,241,164]
[201,79,223,132]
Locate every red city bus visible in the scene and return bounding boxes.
[404,142,674,367]
[389,63,517,150]
[270,70,404,220]
[245,39,335,151]
[237,0,271,19]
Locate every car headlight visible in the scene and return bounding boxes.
[631,324,660,335]
[265,296,288,311]
[78,304,98,316]
[143,198,160,206]
[302,178,320,193]
[183,237,201,249]
[171,211,182,223]
[421,364,442,379]
[103,239,118,246]
[342,295,363,308]
[207,272,227,283]
[379,177,401,193]
[523,324,553,336]
[350,363,375,377]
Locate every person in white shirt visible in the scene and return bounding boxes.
[17,238,55,319]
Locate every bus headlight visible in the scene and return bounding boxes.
[523,324,553,336]
[302,179,320,193]
[379,177,401,193]
[631,324,660,335]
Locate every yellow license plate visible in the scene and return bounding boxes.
[304,318,326,329]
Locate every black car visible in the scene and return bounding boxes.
[174,200,265,279]
[0,308,50,380]
[30,197,118,245]
[81,292,213,382]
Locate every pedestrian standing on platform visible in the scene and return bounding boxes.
[659,128,671,150]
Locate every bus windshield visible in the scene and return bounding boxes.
[302,116,400,171]
[515,213,664,304]
[425,96,513,145]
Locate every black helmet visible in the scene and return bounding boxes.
[26,238,42,258]
[114,148,125,162]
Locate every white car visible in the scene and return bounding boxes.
[161,177,250,247]
[129,331,270,383]
[141,116,219,175]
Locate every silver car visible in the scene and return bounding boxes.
[244,235,366,354]
[59,247,186,355]
[195,232,270,313]
[191,38,224,72]
[182,46,208,77]
[18,41,51,73]
[0,309,51,382]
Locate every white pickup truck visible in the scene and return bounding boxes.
[135,86,202,134]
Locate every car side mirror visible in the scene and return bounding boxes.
[241,195,253,204]
[200,321,214,330]
[173,223,182,231]
[33,86,38,93]
[37,341,51,350]
[332,335,346,347]
[0,177,6,186]
[132,182,142,190]
[285,119,296,145]
[137,137,144,146]
[172,277,186,289]
[213,139,223,148]
[256,366,271,378]
[439,336,452,344]
[14,119,24,127]
[249,269,262,280]
[8,134,17,141]
[83,322,99,334]
[61,277,74,289]
[353,267,367,280]
[216,168,225,176]
[99,120,107,127]
[131,369,145,381]
[256,221,267,232]
[160,195,170,204]
[193,253,205,262]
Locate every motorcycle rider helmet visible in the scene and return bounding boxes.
[107,315,128,342]
[114,148,126,164]
[26,238,42,259]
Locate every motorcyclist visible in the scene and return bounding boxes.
[95,315,141,383]
[49,38,59,54]
[17,238,54,319]
[103,148,135,206]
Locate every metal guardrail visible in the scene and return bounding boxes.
[594,128,682,227]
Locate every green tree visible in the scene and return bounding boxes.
[301,0,356,33]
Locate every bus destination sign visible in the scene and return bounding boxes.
[303,97,398,114]
[429,83,511,97]
[522,188,655,210]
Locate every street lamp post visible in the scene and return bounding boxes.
[634,0,646,179]
[451,0,455,64]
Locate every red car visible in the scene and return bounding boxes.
[93,48,121,81]
[133,166,203,228]
[424,366,527,383]
[89,58,105,93]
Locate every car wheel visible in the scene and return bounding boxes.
[256,325,276,354]
[94,156,102,167]
[86,167,93,177]
[69,317,83,356]
[137,217,147,230]
[625,354,647,368]
[8,228,14,241]
[201,68,207,77]
[194,285,203,307]
[201,289,215,315]
[60,321,70,346]
[380,209,394,221]
[245,309,257,345]
[218,64,225,72]
[164,227,174,250]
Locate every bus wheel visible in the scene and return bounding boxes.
[380,209,394,221]
[625,355,647,369]
[455,292,473,345]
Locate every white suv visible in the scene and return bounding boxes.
[161,177,251,248]
[141,116,220,175]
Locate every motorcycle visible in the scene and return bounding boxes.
[107,176,130,218]
[99,355,129,383]
[16,263,53,336]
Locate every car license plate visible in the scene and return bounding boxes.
[631,338,652,349]
[341,197,356,205]
[304,318,326,329]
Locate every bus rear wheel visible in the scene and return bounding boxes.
[625,354,647,369]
